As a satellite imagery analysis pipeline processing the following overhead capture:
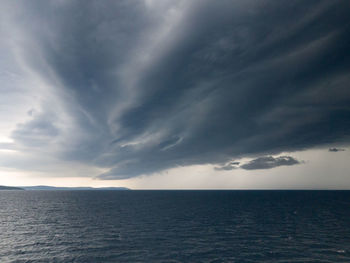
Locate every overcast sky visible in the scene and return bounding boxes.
[0,0,349,189]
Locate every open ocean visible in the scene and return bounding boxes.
[1,190,350,262]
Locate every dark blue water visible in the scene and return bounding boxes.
[1,190,350,262]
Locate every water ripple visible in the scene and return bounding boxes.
[0,190,350,262]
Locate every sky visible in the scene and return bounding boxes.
[0,0,349,189]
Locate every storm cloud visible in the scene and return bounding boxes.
[0,0,349,179]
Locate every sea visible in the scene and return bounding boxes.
[1,190,350,262]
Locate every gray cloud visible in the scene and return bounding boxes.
[1,0,350,179]
[214,161,240,171]
[12,112,60,147]
[329,148,346,152]
[240,156,301,170]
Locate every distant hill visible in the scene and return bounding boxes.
[21,185,130,191]
[0,185,24,190]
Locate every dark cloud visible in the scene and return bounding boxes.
[240,156,301,170]
[2,0,350,178]
[215,161,240,171]
[329,148,346,152]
